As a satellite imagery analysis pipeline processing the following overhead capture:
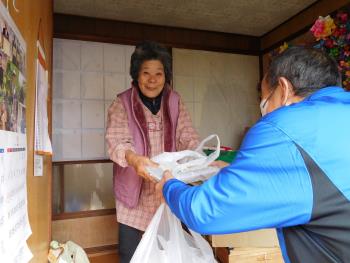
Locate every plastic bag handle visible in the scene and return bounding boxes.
[195,134,219,152]
[195,134,220,164]
[173,134,220,175]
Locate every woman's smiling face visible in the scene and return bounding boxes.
[138,60,165,98]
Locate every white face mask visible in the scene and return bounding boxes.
[260,99,269,116]
[260,86,291,116]
[260,88,274,116]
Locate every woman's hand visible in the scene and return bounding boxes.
[125,150,158,182]
[156,170,174,203]
[210,160,229,169]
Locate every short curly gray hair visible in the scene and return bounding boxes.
[130,41,172,85]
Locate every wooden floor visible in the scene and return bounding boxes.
[88,250,222,263]
[89,252,119,263]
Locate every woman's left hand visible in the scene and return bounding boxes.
[156,170,174,203]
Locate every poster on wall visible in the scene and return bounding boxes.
[0,132,32,262]
[0,2,32,263]
[34,41,52,155]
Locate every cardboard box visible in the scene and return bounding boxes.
[229,247,284,263]
[215,247,284,263]
[211,229,279,248]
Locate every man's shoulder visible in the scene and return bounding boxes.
[263,101,316,130]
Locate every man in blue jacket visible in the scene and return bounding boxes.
[157,46,350,263]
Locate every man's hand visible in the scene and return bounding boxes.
[125,150,158,182]
[210,160,229,169]
[156,170,174,203]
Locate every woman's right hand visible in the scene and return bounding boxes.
[125,150,158,182]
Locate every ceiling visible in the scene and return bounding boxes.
[54,0,317,36]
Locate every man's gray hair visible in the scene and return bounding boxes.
[267,46,342,97]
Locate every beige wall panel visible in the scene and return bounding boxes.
[173,48,260,149]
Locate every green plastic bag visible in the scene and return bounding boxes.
[203,149,237,163]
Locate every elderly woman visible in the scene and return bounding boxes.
[106,41,199,263]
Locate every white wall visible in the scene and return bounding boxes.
[173,48,260,149]
[52,39,134,161]
[53,40,261,159]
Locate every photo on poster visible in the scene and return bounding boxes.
[0,14,26,134]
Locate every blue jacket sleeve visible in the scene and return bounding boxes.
[163,121,313,234]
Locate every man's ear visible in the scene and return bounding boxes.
[278,77,293,105]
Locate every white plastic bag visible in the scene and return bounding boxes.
[130,204,217,263]
[147,134,220,183]
[48,240,89,263]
